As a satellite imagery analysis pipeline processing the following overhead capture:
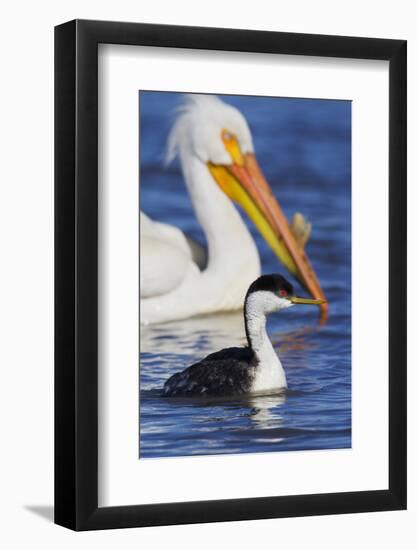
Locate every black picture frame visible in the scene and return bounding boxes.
[55,19,407,531]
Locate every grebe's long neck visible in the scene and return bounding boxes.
[180,153,260,274]
[244,293,287,391]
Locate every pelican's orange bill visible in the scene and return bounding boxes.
[208,152,328,323]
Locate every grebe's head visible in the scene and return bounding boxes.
[245,274,326,316]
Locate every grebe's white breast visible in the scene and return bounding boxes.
[244,290,289,393]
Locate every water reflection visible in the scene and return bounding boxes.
[140,311,320,371]
[140,311,246,357]
[248,393,286,428]
[271,326,318,352]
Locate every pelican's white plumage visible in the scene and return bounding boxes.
[140,94,328,325]
[140,212,197,299]
[140,95,260,324]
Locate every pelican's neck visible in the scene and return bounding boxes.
[180,153,259,272]
[244,294,287,390]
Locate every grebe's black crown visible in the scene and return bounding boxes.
[246,274,294,298]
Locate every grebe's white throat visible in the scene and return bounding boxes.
[244,290,291,393]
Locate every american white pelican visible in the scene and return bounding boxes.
[140,95,327,324]
[163,274,326,397]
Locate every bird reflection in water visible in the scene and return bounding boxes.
[247,392,286,429]
[141,312,318,360]
[140,311,246,358]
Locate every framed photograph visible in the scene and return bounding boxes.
[55,19,406,530]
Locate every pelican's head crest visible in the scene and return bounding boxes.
[166,94,254,165]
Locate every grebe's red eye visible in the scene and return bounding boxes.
[278,289,287,297]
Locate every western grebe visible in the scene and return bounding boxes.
[141,95,327,324]
[162,274,325,397]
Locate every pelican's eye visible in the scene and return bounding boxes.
[278,289,288,298]
[221,129,244,166]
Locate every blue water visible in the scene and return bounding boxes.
[139,91,351,458]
